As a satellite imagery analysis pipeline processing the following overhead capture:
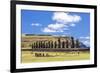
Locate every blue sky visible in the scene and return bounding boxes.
[21,10,90,46]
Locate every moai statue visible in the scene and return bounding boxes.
[71,37,75,48]
[76,39,80,48]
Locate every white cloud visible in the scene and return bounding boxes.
[52,12,81,24]
[48,23,66,30]
[31,23,41,26]
[70,23,76,27]
[42,28,57,32]
[42,12,81,33]
[80,36,90,40]
[42,23,68,33]
[73,15,81,22]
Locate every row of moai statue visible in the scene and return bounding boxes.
[31,37,80,49]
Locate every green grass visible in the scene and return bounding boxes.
[21,51,90,63]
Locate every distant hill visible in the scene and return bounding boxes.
[79,42,89,49]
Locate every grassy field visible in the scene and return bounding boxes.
[21,51,90,63]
